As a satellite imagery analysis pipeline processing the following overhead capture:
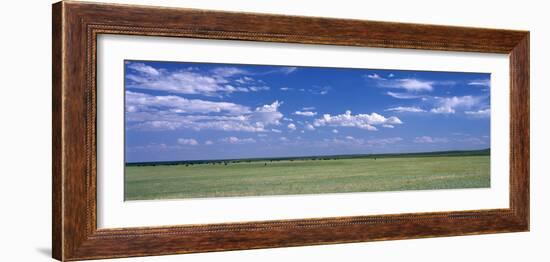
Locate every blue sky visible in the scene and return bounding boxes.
[124,60,491,163]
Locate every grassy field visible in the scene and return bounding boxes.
[125,153,490,201]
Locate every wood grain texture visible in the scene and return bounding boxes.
[52,2,63,260]
[52,1,530,261]
[509,35,530,227]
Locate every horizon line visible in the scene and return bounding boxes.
[126,148,490,165]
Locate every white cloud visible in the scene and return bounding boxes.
[293,111,317,117]
[287,123,296,130]
[456,137,487,145]
[177,138,199,146]
[305,86,331,95]
[386,92,423,99]
[330,136,403,146]
[382,78,434,91]
[126,70,233,96]
[414,136,448,143]
[366,73,386,80]
[468,79,491,87]
[250,100,284,126]
[371,76,436,92]
[332,129,339,134]
[126,91,250,115]
[382,124,394,128]
[430,107,454,114]
[127,62,160,76]
[211,67,248,78]
[305,124,315,131]
[259,67,298,75]
[204,140,214,145]
[280,87,291,91]
[385,106,426,113]
[221,136,256,144]
[248,86,270,92]
[127,143,171,152]
[302,106,315,111]
[271,128,282,133]
[465,108,491,118]
[126,62,268,96]
[367,137,403,145]
[279,137,289,142]
[280,67,298,74]
[235,76,254,84]
[430,96,480,114]
[126,93,284,132]
[371,76,457,95]
[313,110,403,131]
[130,117,265,132]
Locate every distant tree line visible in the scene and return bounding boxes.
[125,148,490,167]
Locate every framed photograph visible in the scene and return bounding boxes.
[52,1,529,261]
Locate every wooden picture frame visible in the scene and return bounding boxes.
[52,1,529,261]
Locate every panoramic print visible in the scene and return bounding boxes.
[124,60,491,200]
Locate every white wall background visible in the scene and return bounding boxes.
[0,0,547,261]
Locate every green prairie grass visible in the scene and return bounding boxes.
[125,155,489,200]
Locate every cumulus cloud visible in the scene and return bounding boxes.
[430,96,480,114]
[414,136,448,143]
[125,62,269,96]
[204,140,214,145]
[385,106,426,113]
[126,92,284,132]
[305,124,315,131]
[313,110,402,131]
[221,137,256,144]
[249,100,284,127]
[288,123,296,130]
[177,138,199,146]
[293,111,317,117]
